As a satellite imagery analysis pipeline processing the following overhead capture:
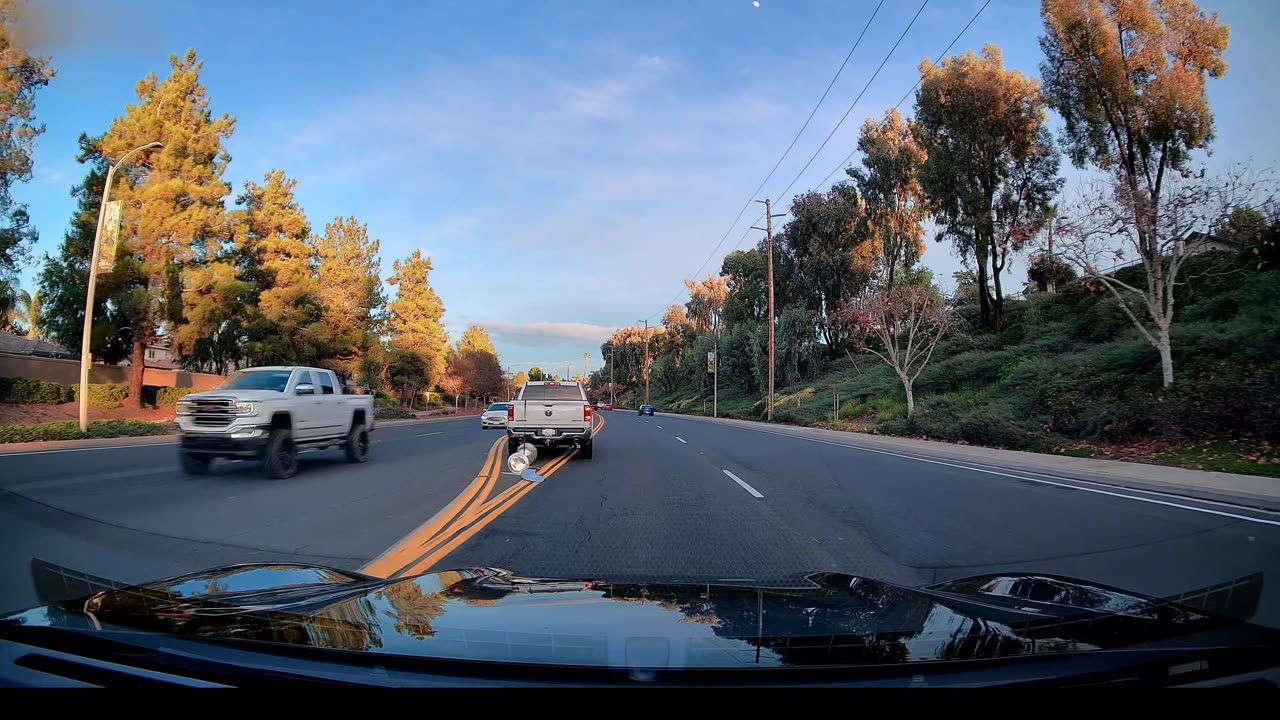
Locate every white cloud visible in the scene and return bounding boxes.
[479,320,617,344]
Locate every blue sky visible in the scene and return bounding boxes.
[16,0,1279,375]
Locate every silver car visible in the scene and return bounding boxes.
[481,402,510,429]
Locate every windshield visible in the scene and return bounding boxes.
[4,0,1278,685]
[520,385,584,401]
[217,370,292,392]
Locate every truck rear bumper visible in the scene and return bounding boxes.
[507,427,591,445]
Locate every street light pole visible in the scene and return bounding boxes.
[79,141,162,432]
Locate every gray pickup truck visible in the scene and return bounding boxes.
[175,366,375,478]
[505,380,594,459]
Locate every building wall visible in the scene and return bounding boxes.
[0,353,224,390]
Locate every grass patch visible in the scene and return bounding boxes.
[1152,441,1280,478]
[0,419,172,444]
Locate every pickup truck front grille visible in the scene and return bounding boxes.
[186,397,235,427]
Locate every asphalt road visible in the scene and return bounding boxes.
[4,411,1279,629]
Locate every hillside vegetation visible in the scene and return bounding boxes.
[613,254,1280,477]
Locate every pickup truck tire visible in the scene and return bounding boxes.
[344,424,370,463]
[179,450,211,475]
[507,436,521,456]
[578,440,593,460]
[263,428,299,479]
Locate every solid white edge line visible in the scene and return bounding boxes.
[0,442,180,457]
[676,436,687,444]
[723,469,764,498]
[656,425,663,429]
[739,425,1280,527]
[416,431,444,437]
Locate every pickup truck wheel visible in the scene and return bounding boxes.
[344,424,370,463]
[263,429,299,479]
[179,450,211,475]
[578,440,593,460]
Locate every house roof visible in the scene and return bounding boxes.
[0,331,75,359]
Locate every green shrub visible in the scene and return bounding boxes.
[910,398,1057,451]
[142,385,197,408]
[0,419,171,443]
[375,405,414,420]
[0,377,71,404]
[838,391,907,422]
[69,383,130,409]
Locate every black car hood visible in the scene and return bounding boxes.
[3,562,1272,669]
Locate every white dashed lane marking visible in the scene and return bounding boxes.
[723,469,763,498]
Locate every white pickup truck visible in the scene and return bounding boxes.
[505,380,594,459]
[175,366,376,478]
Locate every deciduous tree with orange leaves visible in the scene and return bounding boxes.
[1040,0,1233,387]
[915,45,1061,332]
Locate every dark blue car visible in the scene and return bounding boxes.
[638,405,655,416]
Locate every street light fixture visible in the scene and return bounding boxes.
[78,141,162,432]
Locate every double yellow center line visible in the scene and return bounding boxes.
[361,413,605,579]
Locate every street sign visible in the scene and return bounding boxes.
[97,201,123,272]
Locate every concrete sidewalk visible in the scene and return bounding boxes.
[676,414,1280,512]
[0,414,475,455]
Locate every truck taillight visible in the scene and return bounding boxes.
[507,403,514,422]
[584,404,593,422]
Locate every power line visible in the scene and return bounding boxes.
[649,0,992,321]
[647,1,886,319]
[766,0,930,207]
[722,0,939,259]
[810,0,993,191]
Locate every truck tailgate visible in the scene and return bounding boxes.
[511,400,585,429]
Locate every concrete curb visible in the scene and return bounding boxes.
[0,414,477,455]
[670,413,1280,512]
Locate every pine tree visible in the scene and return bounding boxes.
[0,0,55,311]
[232,170,324,365]
[314,216,384,380]
[98,49,235,404]
[455,325,496,356]
[386,249,447,387]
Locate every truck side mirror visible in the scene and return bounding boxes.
[295,383,315,396]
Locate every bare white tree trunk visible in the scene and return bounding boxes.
[1156,331,1174,389]
[901,373,915,418]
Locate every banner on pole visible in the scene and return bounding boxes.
[706,351,716,373]
[97,201,123,272]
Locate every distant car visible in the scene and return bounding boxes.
[481,402,510,429]
[604,403,614,411]
[638,405,655,416]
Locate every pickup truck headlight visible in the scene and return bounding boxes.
[230,401,257,416]
[176,401,194,416]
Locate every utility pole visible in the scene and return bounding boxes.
[639,319,651,405]
[565,360,571,382]
[607,345,615,405]
[752,198,783,421]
